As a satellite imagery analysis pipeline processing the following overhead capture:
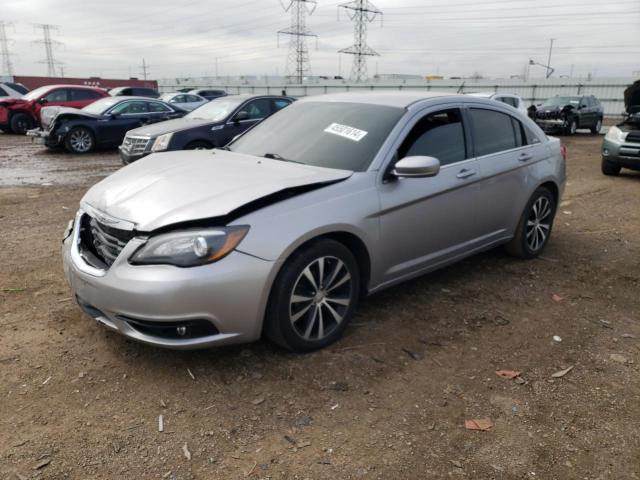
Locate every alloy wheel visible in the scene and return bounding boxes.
[526,196,552,252]
[69,129,93,153]
[289,256,353,341]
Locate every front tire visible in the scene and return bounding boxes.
[10,113,34,134]
[565,117,577,136]
[265,239,360,352]
[601,158,621,176]
[506,187,557,259]
[65,127,95,154]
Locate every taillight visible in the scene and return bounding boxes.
[560,144,567,162]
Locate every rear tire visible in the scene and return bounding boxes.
[505,187,557,259]
[265,239,360,353]
[601,158,621,176]
[9,113,34,134]
[65,127,95,154]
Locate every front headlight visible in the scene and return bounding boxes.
[151,132,173,152]
[605,126,628,143]
[130,226,249,267]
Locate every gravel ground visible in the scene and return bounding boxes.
[1,131,639,479]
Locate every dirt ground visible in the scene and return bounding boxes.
[1,130,639,480]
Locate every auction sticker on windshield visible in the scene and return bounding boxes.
[324,123,368,142]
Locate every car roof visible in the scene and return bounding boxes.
[297,91,461,108]
[41,84,106,91]
[467,92,494,98]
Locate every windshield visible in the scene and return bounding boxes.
[22,86,53,101]
[541,96,580,107]
[186,97,244,121]
[228,101,405,172]
[82,97,121,115]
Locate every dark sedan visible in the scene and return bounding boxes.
[27,96,186,153]
[119,94,294,164]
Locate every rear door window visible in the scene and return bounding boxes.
[147,101,172,113]
[272,98,292,111]
[469,108,518,156]
[398,108,467,166]
[70,89,101,101]
[111,101,149,114]
[243,99,272,120]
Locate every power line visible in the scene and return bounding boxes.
[0,21,14,77]
[278,0,318,84]
[33,24,63,77]
[338,0,382,82]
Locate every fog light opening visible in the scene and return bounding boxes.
[176,326,188,337]
[602,149,609,157]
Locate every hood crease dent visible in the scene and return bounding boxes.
[81,150,353,232]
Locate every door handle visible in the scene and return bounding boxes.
[456,168,476,179]
[518,152,533,162]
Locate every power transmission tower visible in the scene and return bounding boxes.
[338,0,382,82]
[0,21,14,77]
[140,58,149,80]
[278,0,317,84]
[33,24,63,77]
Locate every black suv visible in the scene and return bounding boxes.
[109,86,160,98]
[530,95,604,135]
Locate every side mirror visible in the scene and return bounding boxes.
[234,111,249,123]
[38,98,48,105]
[110,112,120,118]
[392,156,440,178]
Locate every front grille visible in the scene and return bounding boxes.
[122,136,151,155]
[79,214,134,268]
[626,131,640,144]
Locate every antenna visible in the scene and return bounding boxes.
[33,24,63,77]
[0,21,14,77]
[278,0,318,84]
[338,0,382,82]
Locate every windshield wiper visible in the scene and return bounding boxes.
[263,152,303,164]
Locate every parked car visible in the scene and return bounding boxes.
[26,96,187,154]
[601,80,640,175]
[0,84,108,134]
[63,92,565,352]
[0,82,28,99]
[108,86,159,98]
[119,94,294,163]
[530,95,603,135]
[188,88,226,101]
[160,92,208,111]
[468,92,528,114]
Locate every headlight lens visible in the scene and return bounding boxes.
[130,226,249,267]
[151,133,173,152]
[605,126,628,143]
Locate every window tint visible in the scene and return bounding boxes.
[0,87,8,96]
[132,88,157,97]
[171,95,185,103]
[398,109,467,166]
[110,101,149,114]
[502,97,518,108]
[511,118,524,147]
[242,99,272,120]
[44,89,68,102]
[70,89,101,101]
[272,99,291,111]
[591,96,601,107]
[469,108,518,156]
[147,101,171,113]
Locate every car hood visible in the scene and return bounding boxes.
[624,80,640,114]
[127,117,217,137]
[81,150,353,231]
[41,106,100,129]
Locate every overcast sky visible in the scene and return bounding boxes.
[2,0,639,80]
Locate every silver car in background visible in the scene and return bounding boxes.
[160,92,208,111]
[62,92,566,352]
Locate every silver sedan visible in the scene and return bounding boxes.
[159,92,208,111]
[62,92,566,352]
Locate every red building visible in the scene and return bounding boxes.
[12,75,158,91]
